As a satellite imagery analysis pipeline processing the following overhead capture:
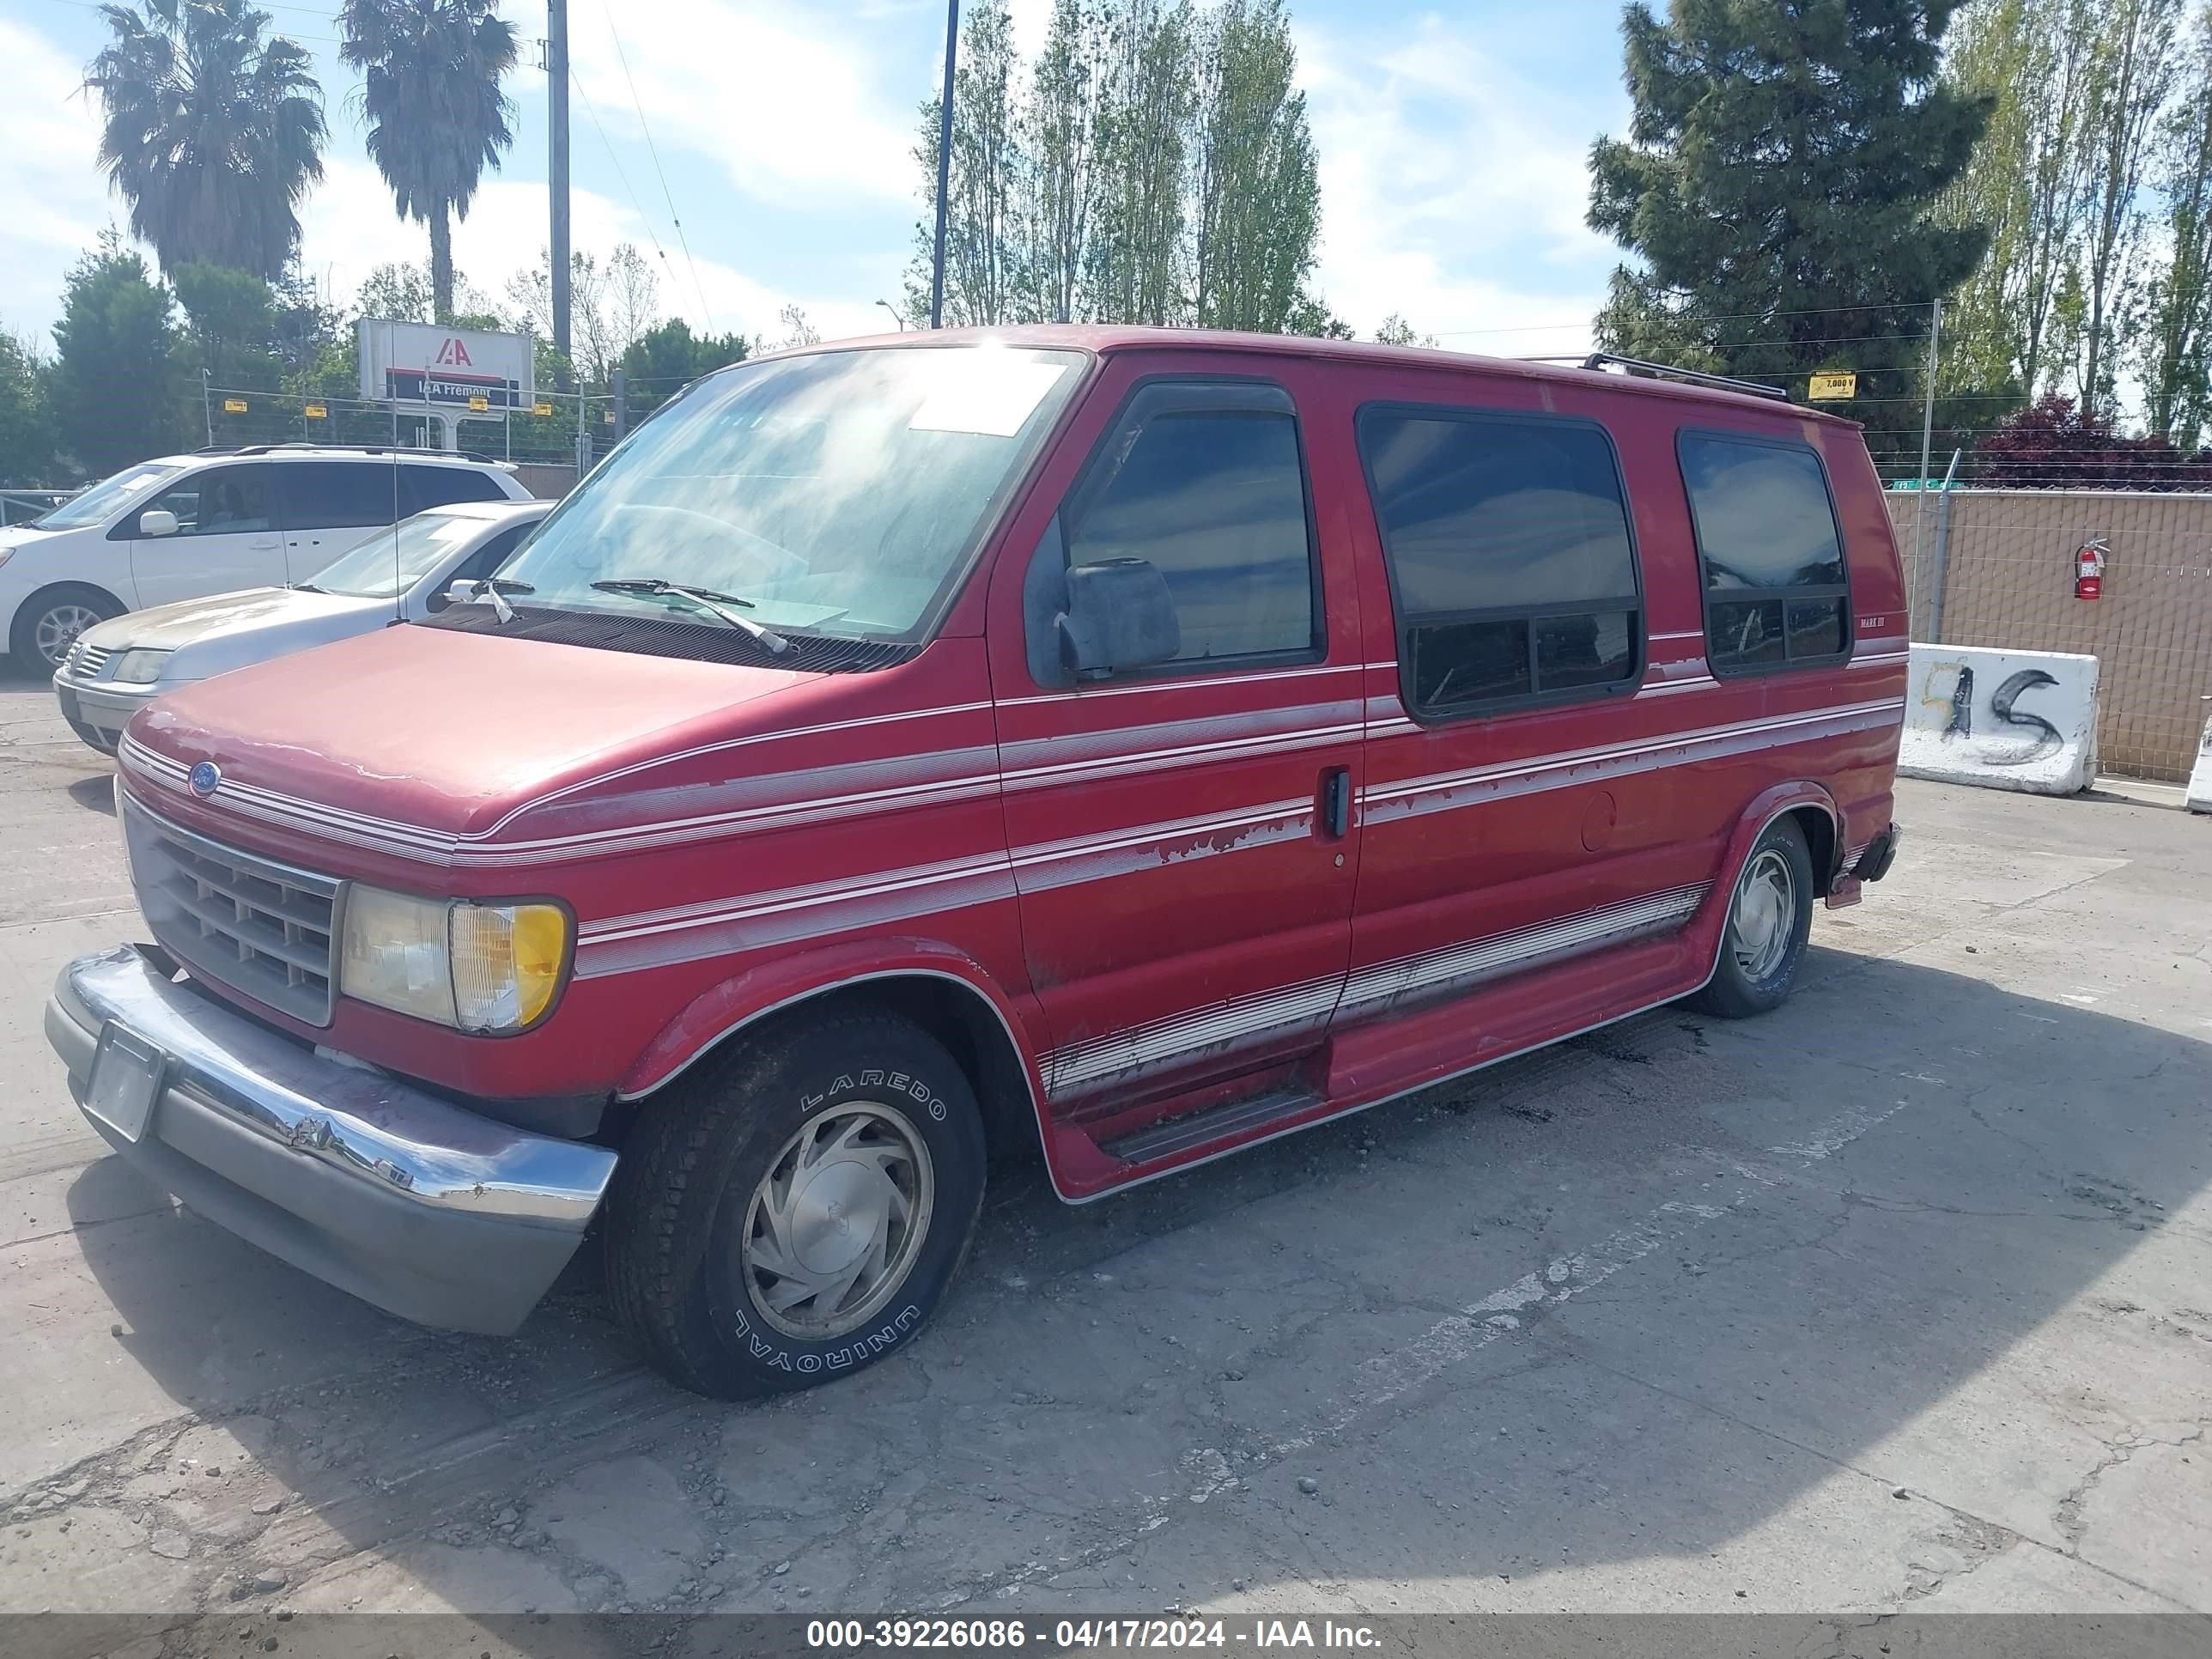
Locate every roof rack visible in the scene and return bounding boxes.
[193,442,507,465]
[1577,352,1790,402]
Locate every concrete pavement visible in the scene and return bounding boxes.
[0,665,2205,1636]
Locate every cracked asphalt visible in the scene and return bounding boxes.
[1,667,2208,1640]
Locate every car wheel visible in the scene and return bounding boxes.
[12,586,121,674]
[604,1007,988,1399]
[1686,816,1814,1019]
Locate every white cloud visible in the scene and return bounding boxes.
[1297,11,1617,353]
[563,1,920,209]
[0,19,120,341]
[301,156,879,346]
[0,33,879,353]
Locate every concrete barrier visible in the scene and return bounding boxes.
[1897,644,2100,796]
[2187,714,2212,814]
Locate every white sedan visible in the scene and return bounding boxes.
[52,498,551,754]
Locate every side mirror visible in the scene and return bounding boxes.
[1056,558,1180,679]
[442,579,477,608]
[138,508,179,538]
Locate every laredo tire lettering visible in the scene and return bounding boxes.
[606,1009,987,1401]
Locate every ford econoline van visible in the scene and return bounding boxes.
[45,330,1906,1398]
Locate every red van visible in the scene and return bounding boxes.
[46,329,1906,1397]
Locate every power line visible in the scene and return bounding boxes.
[566,65,674,289]
[595,1,715,334]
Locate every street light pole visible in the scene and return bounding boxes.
[549,0,573,376]
[929,0,958,330]
[876,299,908,331]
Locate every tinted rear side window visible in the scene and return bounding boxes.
[1066,410,1316,664]
[1678,433,1850,672]
[403,464,507,514]
[1360,409,1642,716]
[279,463,404,532]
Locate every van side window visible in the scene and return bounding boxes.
[279,462,402,532]
[1066,406,1317,666]
[140,465,276,538]
[1359,409,1642,717]
[402,465,507,514]
[1678,432,1850,672]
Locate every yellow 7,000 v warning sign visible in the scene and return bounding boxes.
[1808,371,1857,401]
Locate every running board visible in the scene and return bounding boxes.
[1098,1086,1322,1165]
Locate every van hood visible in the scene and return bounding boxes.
[84,586,387,673]
[0,522,83,559]
[125,623,823,859]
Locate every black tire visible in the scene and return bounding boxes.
[1686,816,1814,1019]
[603,1008,987,1399]
[11,585,122,674]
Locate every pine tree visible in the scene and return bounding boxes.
[1589,0,1991,473]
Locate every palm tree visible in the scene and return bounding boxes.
[83,0,326,281]
[339,0,520,323]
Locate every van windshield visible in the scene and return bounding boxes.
[27,462,184,531]
[497,344,1082,640]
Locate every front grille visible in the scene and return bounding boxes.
[66,642,113,681]
[123,794,340,1026]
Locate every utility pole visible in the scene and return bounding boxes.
[929,0,958,329]
[548,0,573,377]
[1913,297,1942,637]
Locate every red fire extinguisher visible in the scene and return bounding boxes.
[2075,537,2108,601]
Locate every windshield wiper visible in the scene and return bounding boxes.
[457,575,536,623]
[590,577,791,655]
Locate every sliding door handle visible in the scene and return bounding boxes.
[1321,767,1352,839]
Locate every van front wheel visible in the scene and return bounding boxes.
[1687,817,1814,1019]
[603,1010,987,1399]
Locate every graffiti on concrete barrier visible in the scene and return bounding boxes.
[1921,662,2064,766]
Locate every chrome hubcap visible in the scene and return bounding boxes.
[739,1103,933,1340]
[34,605,101,667]
[1729,848,1796,981]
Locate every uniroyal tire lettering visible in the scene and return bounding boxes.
[749,1333,773,1360]
[826,1346,856,1369]
[797,1353,822,1374]
[768,1351,793,1371]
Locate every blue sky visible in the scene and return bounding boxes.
[0,0,1633,356]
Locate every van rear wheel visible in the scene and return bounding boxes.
[603,1009,987,1399]
[1686,817,1814,1019]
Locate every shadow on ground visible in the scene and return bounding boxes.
[45,933,2211,1638]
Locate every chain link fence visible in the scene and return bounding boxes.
[1891,488,2212,781]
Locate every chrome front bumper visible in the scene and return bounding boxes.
[47,945,618,1334]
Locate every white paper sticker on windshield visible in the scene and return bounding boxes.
[908,358,1067,438]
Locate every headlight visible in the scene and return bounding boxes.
[339,885,570,1033]
[108,647,171,684]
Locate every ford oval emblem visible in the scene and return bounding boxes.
[188,761,222,799]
